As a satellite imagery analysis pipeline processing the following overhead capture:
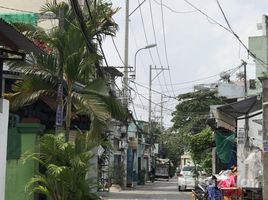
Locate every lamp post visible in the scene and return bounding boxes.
[134,44,157,79]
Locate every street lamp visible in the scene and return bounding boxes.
[133,44,157,78]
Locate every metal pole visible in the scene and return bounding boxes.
[149,65,152,140]
[160,94,163,131]
[0,51,3,100]
[243,61,247,97]
[0,51,3,113]
[123,0,129,108]
[262,14,268,200]
[261,77,268,200]
[243,61,249,149]
[123,0,130,188]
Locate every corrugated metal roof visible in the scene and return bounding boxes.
[217,96,262,118]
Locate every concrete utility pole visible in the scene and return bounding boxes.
[123,0,129,108]
[261,14,268,200]
[160,94,163,131]
[261,77,268,200]
[148,65,152,138]
[123,0,130,189]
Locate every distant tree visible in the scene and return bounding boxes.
[159,130,185,166]
[189,128,214,172]
[170,90,225,169]
[171,90,225,135]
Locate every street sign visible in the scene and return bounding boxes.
[263,140,268,152]
[38,13,56,20]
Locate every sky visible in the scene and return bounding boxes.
[102,0,268,128]
[0,0,268,128]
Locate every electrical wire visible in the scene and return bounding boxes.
[182,0,231,33]
[152,0,197,14]
[182,0,268,66]
[130,85,174,112]
[148,0,166,95]
[215,0,268,66]
[129,0,146,17]
[0,5,36,13]
[159,0,177,99]
[111,36,125,65]
[85,0,109,68]
[148,0,163,67]
[131,80,177,99]
[137,0,157,66]
[151,65,241,86]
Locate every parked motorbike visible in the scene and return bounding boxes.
[192,183,208,200]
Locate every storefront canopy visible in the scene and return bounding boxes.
[0,18,43,54]
[217,96,262,119]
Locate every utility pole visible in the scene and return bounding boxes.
[123,0,129,107]
[243,61,249,149]
[123,0,130,188]
[261,14,268,200]
[160,94,163,131]
[261,77,268,200]
[148,65,152,139]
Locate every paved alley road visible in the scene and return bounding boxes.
[100,178,191,200]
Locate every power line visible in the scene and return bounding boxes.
[151,64,241,86]
[148,0,166,95]
[85,0,109,68]
[111,36,125,65]
[160,0,177,99]
[160,0,169,68]
[182,0,231,33]
[152,0,197,14]
[0,5,37,13]
[149,0,163,67]
[133,82,146,109]
[130,85,174,112]
[183,0,268,66]
[131,80,177,99]
[215,0,268,66]
[137,0,157,66]
[129,0,146,17]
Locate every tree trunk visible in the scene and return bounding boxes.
[65,83,72,141]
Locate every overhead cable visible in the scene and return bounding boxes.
[215,0,268,66]
[152,0,196,14]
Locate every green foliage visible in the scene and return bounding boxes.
[169,90,224,170]
[6,1,127,138]
[172,90,225,134]
[159,131,186,166]
[24,133,101,200]
[109,162,125,187]
[189,128,213,172]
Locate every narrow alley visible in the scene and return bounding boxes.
[100,178,191,200]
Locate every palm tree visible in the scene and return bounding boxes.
[24,133,102,200]
[7,1,126,138]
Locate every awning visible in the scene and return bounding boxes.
[217,96,262,119]
[0,18,43,54]
[0,12,37,26]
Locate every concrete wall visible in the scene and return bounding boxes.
[248,35,267,95]
[5,123,45,200]
[237,114,263,188]
[0,99,9,200]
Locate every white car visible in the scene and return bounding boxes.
[177,165,206,191]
